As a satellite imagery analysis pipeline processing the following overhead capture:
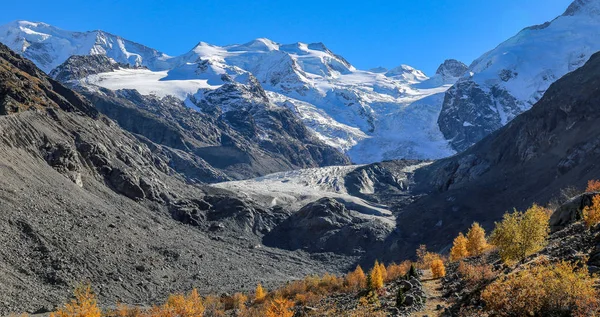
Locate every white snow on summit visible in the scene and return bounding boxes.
[0,21,462,163]
[463,0,600,114]
[0,20,172,73]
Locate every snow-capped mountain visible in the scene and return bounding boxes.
[0,20,172,73]
[439,0,600,152]
[0,21,461,163]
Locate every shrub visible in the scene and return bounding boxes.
[587,180,600,192]
[457,261,497,288]
[231,292,247,312]
[265,297,294,317]
[345,265,367,291]
[466,222,488,256]
[431,259,446,278]
[490,204,550,263]
[583,195,600,228]
[481,261,599,317]
[203,295,224,317]
[386,261,411,282]
[450,232,469,261]
[50,284,102,317]
[254,284,267,303]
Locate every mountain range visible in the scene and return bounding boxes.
[1,0,600,314]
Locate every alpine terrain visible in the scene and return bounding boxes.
[1,0,600,316]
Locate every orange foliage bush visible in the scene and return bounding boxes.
[586,179,600,192]
[265,297,294,317]
[50,284,102,317]
[583,195,600,228]
[385,261,411,282]
[481,261,600,317]
[457,261,497,287]
[344,265,367,291]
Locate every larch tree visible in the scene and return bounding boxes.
[450,232,469,261]
[466,222,488,256]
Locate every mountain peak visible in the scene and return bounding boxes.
[435,59,468,78]
[236,38,280,51]
[563,0,600,16]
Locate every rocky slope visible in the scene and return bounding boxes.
[439,0,600,152]
[0,43,356,315]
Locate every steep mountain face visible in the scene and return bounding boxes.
[0,22,461,163]
[0,21,171,73]
[439,0,600,152]
[53,55,349,181]
[0,43,355,314]
[383,50,600,260]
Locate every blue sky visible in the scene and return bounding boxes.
[0,0,573,74]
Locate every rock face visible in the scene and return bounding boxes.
[264,198,393,255]
[434,59,468,84]
[49,55,128,82]
[379,50,600,260]
[438,0,600,152]
[53,55,349,181]
[0,43,351,314]
[550,192,599,232]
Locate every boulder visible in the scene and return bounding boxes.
[550,192,599,232]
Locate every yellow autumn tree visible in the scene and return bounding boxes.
[449,232,469,261]
[466,222,487,256]
[254,283,267,303]
[50,284,101,317]
[378,261,388,282]
[368,261,384,290]
[345,265,367,290]
[583,195,600,228]
[265,297,294,317]
[490,204,550,264]
[431,259,446,278]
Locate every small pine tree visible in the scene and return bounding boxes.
[450,232,469,261]
[409,264,418,278]
[396,287,405,308]
[466,222,488,256]
[254,283,267,303]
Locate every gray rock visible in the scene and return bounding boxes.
[550,192,598,232]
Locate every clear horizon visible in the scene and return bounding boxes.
[0,0,573,75]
